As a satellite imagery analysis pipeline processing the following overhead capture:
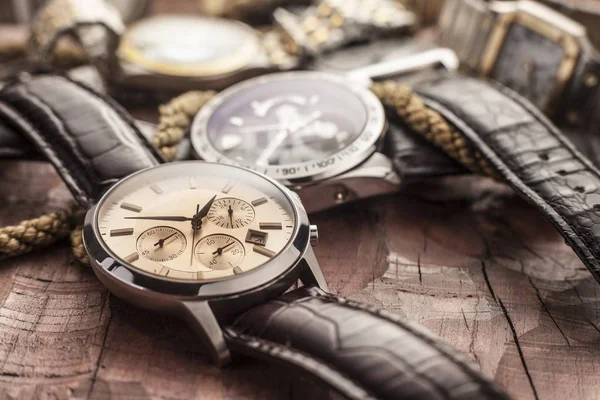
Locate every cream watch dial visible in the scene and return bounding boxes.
[118,15,261,76]
[95,163,296,282]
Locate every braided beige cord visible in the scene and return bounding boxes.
[152,90,217,161]
[0,209,74,260]
[70,225,89,265]
[370,80,497,177]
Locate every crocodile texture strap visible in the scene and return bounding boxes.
[0,73,163,207]
[226,286,509,400]
[384,122,465,183]
[408,74,600,283]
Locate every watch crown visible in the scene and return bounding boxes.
[309,225,319,246]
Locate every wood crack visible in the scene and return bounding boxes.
[528,277,572,348]
[498,297,540,400]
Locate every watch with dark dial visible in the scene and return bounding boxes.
[28,0,415,99]
[437,0,600,131]
[0,72,509,400]
[190,71,464,213]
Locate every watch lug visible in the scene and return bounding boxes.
[180,301,231,367]
[295,152,399,213]
[299,246,329,292]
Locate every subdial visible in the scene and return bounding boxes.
[136,226,187,263]
[208,198,255,229]
[195,234,245,270]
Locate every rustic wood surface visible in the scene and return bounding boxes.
[2,1,600,399]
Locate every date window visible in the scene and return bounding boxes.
[245,229,268,246]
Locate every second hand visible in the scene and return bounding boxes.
[190,204,200,266]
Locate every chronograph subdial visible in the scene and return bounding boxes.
[208,198,255,229]
[136,226,187,263]
[195,234,245,270]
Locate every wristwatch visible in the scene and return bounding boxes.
[186,68,463,213]
[0,72,509,400]
[0,0,151,23]
[437,0,600,131]
[28,0,415,100]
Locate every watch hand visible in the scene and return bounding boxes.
[228,205,234,228]
[212,240,235,256]
[190,204,200,266]
[191,194,217,231]
[154,232,177,248]
[125,216,192,222]
[255,111,322,165]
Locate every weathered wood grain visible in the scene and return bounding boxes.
[1,161,599,400]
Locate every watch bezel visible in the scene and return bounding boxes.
[480,0,584,114]
[117,15,263,78]
[190,71,387,185]
[83,161,311,302]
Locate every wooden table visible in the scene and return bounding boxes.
[0,160,598,400]
[1,1,600,399]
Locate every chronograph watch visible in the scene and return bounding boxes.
[0,73,509,400]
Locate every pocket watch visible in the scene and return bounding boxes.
[28,0,415,100]
[0,72,508,400]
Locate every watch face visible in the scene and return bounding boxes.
[491,23,565,109]
[118,15,260,76]
[92,162,298,282]
[191,72,386,181]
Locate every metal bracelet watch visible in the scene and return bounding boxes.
[437,0,600,131]
[0,0,151,24]
[0,72,509,400]
[28,0,415,100]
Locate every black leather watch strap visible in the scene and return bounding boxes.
[384,121,465,183]
[226,286,508,400]
[412,74,600,283]
[0,73,163,207]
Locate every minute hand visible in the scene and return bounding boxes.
[125,216,192,222]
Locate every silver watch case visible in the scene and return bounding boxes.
[82,162,328,362]
[191,71,387,186]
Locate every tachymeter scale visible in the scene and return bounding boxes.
[136,226,187,263]
[195,234,245,270]
[208,198,255,229]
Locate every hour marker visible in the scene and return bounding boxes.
[124,252,139,263]
[259,222,282,230]
[120,203,142,213]
[253,245,275,258]
[233,266,243,274]
[246,229,268,246]
[189,176,197,189]
[251,197,268,207]
[158,266,170,276]
[110,228,134,237]
[222,181,234,194]
[150,184,163,194]
[230,116,244,126]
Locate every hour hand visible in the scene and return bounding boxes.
[125,216,192,222]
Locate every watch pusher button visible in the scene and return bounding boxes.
[309,225,319,246]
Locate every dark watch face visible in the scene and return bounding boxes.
[491,23,565,109]
[191,72,386,181]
